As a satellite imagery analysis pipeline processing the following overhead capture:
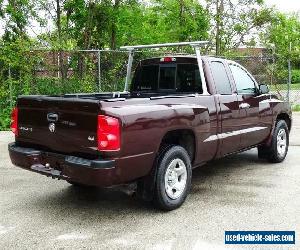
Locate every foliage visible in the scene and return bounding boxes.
[263,12,300,61]
[36,0,209,49]
[291,70,300,84]
[292,104,300,112]
[0,0,38,41]
[143,0,209,43]
[205,0,274,55]
[0,1,299,129]
[261,12,300,87]
[0,38,40,130]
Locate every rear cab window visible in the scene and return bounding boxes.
[131,57,203,94]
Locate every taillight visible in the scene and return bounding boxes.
[11,107,18,136]
[97,115,120,151]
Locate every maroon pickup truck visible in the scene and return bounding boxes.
[8,42,291,210]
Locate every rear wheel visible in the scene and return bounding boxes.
[153,145,192,211]
[258,120,289,163]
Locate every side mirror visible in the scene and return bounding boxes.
[259,84,269,95]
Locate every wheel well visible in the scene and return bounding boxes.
[160,129,196,162]
[277,113,291,131]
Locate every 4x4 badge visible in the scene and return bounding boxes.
[49,123,55,133]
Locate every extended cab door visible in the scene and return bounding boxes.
[209,60,241,157]
[228,63,272,149]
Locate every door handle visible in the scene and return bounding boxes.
[239,103,250,109]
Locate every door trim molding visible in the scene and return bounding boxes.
[204,126,268,142]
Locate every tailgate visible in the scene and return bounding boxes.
[16,96,100,157]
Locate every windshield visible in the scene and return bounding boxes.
[132,62,202,93]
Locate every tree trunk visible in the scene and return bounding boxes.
[110,0,120,50]
[78,1,95,79]
[179,0,184,42]
[56,0,66,90]
[215,0,224,56]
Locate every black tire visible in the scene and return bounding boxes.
[153,145,192,211]
[258,120,289,163]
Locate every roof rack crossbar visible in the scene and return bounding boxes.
[120,41,209,51]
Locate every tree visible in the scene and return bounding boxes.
[261,12,300,85]
[36,0,209,50]
[147,0,209,43]
[0,0,38,41]
[206,0,274,55]
[263,12,300,61]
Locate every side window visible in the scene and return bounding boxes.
[229,64,256,94]
[210,61,232,95]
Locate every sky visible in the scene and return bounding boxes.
[265,0,300,13]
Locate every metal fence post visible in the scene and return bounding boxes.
[288,60,291,103]
[8,65,12,109]
[287,42,292,103]
[98,50,101,92]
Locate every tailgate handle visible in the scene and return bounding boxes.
[47,113,59,122]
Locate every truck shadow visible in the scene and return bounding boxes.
[27,148,273,216]
[192,148,274,180]
[192,148,267,181]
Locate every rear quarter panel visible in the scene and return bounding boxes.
[101,96,214,183]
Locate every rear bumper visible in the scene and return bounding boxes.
[8,143,117,187]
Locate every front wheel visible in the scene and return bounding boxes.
[154,145,192,211]
[258,120,289,163]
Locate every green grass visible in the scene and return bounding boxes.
[289,83,300,90]
[292,104,300,112]
[269,83,300,91]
